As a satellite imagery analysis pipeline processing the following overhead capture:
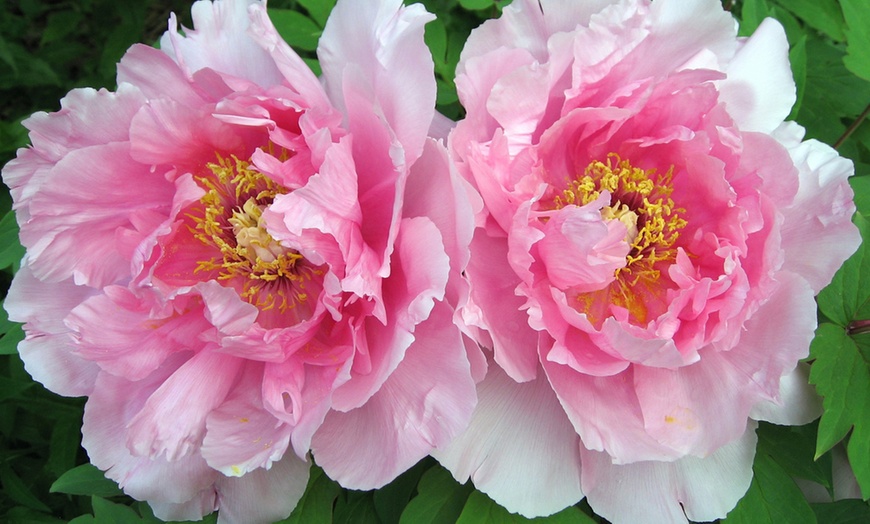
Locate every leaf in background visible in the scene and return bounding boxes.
[850,176,870,217]
[49,464,124,498]
[721,450,816,524]
[738,0,771,37]
[279,465,341,524]
[40,10,85,47]
[456,491,594,523]
[296,0,336,29]
[334,491,379,524]
[459,0,495,11]
[0,205,25,272]
[757,421,833,493]
[0,323,24,355]
[268,9,322,52]
[840,0,870,82]
[373,458,432,524]
[797,36,870,147]
[770,0,845,42]
[816,213,870,325]
[90,496,147,523]
[788,34,808,120]
[47,417,83,478]
[0,462,52,513]
[4,506,66,523]
[399,464,473,524]
[809,324,870,498]
[812,499,870,524]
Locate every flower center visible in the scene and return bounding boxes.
[554,154,687,326]
[190,154,322,321]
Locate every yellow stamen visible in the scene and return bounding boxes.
[551,154,688,326]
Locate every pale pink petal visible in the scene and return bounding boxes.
[82,358,218,506]
[66,287,211,380]
[159,0,284,88]
[331,216,449,410]
[214,453,310,524]
[719,18,795,134]
[318,0,435,167]
[581,423,757,524]
[776,129,861,292]
[434,364,583,518]
[5,267,99,397]
[203,363,294,476]
[246,5,332,109]
[117,45,206,107]
[750,362,822,426]
[126,351,244,461]
[465,230,538,382]
[312,301,474,489]
[22,142,174,287]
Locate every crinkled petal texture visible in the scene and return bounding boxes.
[1,0,476,522]
[447,0,860,522]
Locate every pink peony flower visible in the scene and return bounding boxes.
[2,0,476,522]
[437,0,861,522]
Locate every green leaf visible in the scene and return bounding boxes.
[296,0,336,28]
[334,491,380,524]
[456,491,595,523]
[721,450,815,524]
[47,417,83,477]
[0,209,25,271]
[788,34,807,120]
[812,499,870,524]
[0,323,24,355]
[757,421,833,492]
[816,213,870,326]
[459,0,495,11]
[853,176,870,218]
[399,464,474,524]
[50,464,124,498]
[770,0,845,42]
[90,496,146,523]
[738,0,771,37]
[841,0,870,82]
[40,10,85,46]
[808,324,870,498]
[268,9,322,52]
[279,465,341,524]
[373,458,432,524]
[0,462,52,513]
[796,36,870,146]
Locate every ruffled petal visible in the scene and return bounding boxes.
[312,301,474,489]
[581,423,757,524]
[434,364,583,518]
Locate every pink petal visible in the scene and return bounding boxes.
[214,453,310,524]
[434,363,583,518]
[22,142,174,287]
[312,301,475,489]
[203,362,293,476]
[5,267,99,397]
[126,350,243,461]
[318,0,435,167]
[331,217,449,410]
[750,363,822,425]
[159,0,284,88]
[82,359,218,506]
[66,287,211,380]
[465,230,539,382]
[581,423,757,524]
[719,18,795,134]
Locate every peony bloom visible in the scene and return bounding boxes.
[2,0,476,522]
[437,0,860,522]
